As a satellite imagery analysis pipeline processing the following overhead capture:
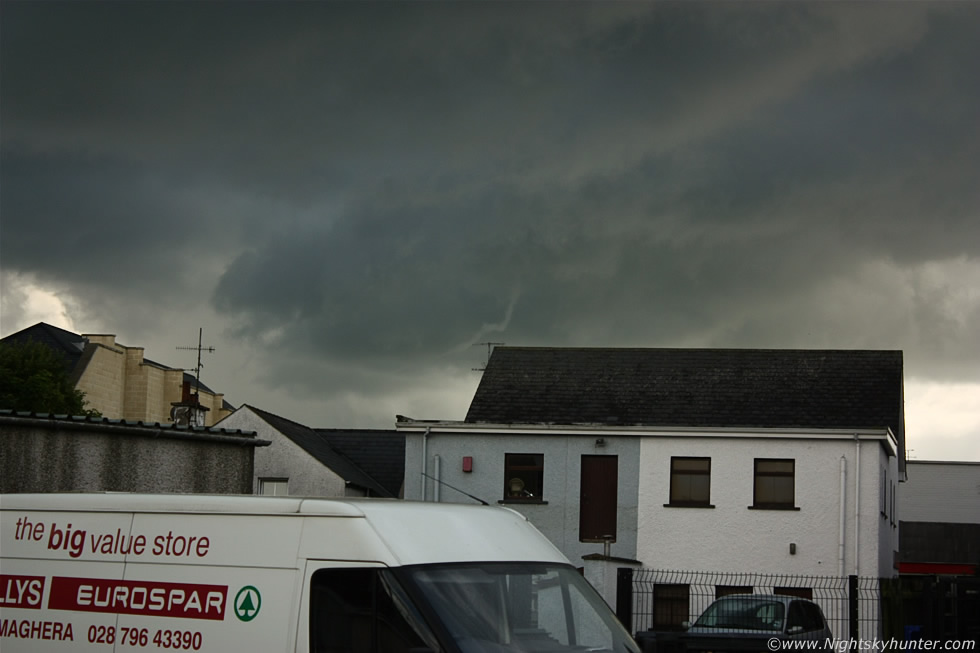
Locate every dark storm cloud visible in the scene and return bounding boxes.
[2,2,979,400]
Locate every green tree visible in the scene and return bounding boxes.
[0,340,100,416]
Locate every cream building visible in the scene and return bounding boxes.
[2,323,232,426]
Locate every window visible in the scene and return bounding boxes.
[503,453,544,501]
[259,478,288,496]
[881,472,888,517]
[653,584,690,631]
[668,457,712,507]
[310,568,438,653]
[774,586,813,600]
[786,600,825,633]
[693,597,785,631]
[403,563,635,652]
[716,585,753,599]
[752,459,796,509]
[890,482,896,527]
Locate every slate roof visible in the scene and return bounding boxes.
[245,405,396,497]
[465,347,905,441]
[318,429,405,498]
[1,322,87,371]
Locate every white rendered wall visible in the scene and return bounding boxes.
[636,433,896,578]
[219,408,348,497]
[403,431,641,566]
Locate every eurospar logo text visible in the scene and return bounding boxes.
[48,577,227,620]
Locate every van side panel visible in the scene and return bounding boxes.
[1,510,308,652]
[2,495,578,653]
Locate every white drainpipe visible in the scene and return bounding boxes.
[854,434,861,576]
[838,455,847,576]
[434,454,441,502]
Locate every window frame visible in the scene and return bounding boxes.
[501,453,545,503]
[750,458,798,510]
[666,456,713,508]
[258,478,289,496]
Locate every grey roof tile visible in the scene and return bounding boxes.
[465,347,905,441]
[318,429,405,498]
[246,405,394,497]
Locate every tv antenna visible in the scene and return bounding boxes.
[176,328,216,399]
[472,342,504,372]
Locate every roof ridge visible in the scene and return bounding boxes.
[245,404,317,432]
[495,345,902,354]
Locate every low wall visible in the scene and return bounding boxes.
[0,413,269,494]
[582,553,642,613]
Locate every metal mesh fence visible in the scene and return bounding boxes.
[625,568,879,640]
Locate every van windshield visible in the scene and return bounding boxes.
[401,562,639,653]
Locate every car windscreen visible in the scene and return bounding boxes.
[692,597,786,632]
[401,562,640,653]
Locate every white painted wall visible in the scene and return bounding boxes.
[219,408,348,497]
[636,432,898,578]
[403,429,641,566]
[899,461,980,523]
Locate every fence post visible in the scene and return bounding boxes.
[848,574,859,640]
[616,567,634,635]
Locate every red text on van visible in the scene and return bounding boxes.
[48,577,226,621]
[0,575,45,609]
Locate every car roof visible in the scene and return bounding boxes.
[714,594,804,605]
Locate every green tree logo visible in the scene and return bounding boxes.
[234,586,261,622]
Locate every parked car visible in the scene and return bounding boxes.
[636,594,833,653]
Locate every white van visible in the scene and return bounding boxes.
[0,493,639,652]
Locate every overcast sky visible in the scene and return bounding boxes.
[2,2,978,461]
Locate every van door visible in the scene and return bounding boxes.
[299,562,441,653]
[117,512,303,653]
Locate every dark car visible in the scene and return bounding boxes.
[636,594,833,653]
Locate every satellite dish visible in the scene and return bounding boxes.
[171,405,191,426]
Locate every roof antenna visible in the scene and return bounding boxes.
[472,342,504,372]
[176,328,215,402]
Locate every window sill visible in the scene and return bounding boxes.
[748,505,800,511]
[663,503,715,509]
[498,499,548,505]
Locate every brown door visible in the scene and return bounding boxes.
[580,455,618,542]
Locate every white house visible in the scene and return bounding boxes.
[218,405,403,498]
[397,347,905,614]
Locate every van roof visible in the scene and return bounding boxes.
[1,492,370,516]
[1,494,570,566]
